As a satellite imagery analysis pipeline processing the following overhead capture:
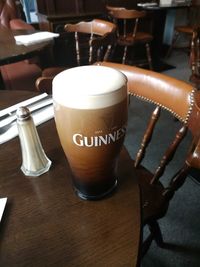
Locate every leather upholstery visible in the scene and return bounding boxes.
[0,0,42,91]
[1,61,42,91]
[9,18,34,30]
[42,66,66,78]
[0,0,17,28]
[96,61,194,123]
[96,61,200,199]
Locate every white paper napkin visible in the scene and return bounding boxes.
[14,31,59,46]
[159,0,173,5]
[0,198,7,222]
[137,2,158,7]
[0,93,48,117]
[0,93,54,144]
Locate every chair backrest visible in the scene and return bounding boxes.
[106,6,147,38]
[0,0,18,27]
[96,61,200,200]
[190,26,200,89]
[0,0,35,33]
[185,0,200,26]
[63,18,116,66]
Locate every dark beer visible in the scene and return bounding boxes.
[53,65,128,200]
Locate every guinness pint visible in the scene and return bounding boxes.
[53,65,128,200]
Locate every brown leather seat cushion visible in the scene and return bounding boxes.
[42,67,67,77]
[0,0,43,91]
[1,61,42,91]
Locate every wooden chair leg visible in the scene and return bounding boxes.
[122,46,128,64]
[141,221,165,257]
[148,221,165,247]
[166,31,180,58]
[141,231,154,257]
[145,43,153,70]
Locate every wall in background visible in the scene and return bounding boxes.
[20,0,38,23]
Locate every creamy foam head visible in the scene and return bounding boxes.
[52,65,127,109]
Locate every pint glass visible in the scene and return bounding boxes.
[53,65,128,200]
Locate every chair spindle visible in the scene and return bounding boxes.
[135,106,161,168]
[151,125,188,184]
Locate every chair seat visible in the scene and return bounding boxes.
[1,61,41,91]
[135,163,169,224]
[118,32,153,46]
[166,25,194,58]
[138,167,168,256]
[175,25,194,35]
[42,66,67,77]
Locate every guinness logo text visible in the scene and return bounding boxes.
[72,127,126,147]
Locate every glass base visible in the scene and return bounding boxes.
[74,179,118,200]
[21,160,52,177]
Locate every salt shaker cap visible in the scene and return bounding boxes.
[16,106,30,121]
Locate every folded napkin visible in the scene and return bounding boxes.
[159,0,173,5]
[14,31,59,46]
[0,198,7,222]
[0,93,54,144]
[137,2,158,7]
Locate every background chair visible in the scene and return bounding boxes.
[106,6,153,69]
[0,0,42,91]
[96,61,200,257]
[189,26,200,89]
[166,0,200,58]
[39,19,116,80]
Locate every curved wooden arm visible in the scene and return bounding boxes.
[10,18,34,30]
[96,61,194,123]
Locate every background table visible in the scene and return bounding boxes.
[0,90,141,267]
[0,27,52,66]
[138,2,191,71]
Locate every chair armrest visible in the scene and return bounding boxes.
[10,19,34,30]
[35,76,53,94]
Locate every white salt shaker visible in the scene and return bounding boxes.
[16,106,51,177]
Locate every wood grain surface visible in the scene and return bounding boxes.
[0,90,141,267]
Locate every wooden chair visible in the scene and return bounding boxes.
[40,19,116,80]
[96,61,200,256]
[189,26,200,89]
[166,0,200,58]
[0,0,42,91]
[106,6,153,69]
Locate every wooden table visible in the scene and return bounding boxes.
[0,27,52,66]
[0,91,141,267]
[138,2,191,71]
